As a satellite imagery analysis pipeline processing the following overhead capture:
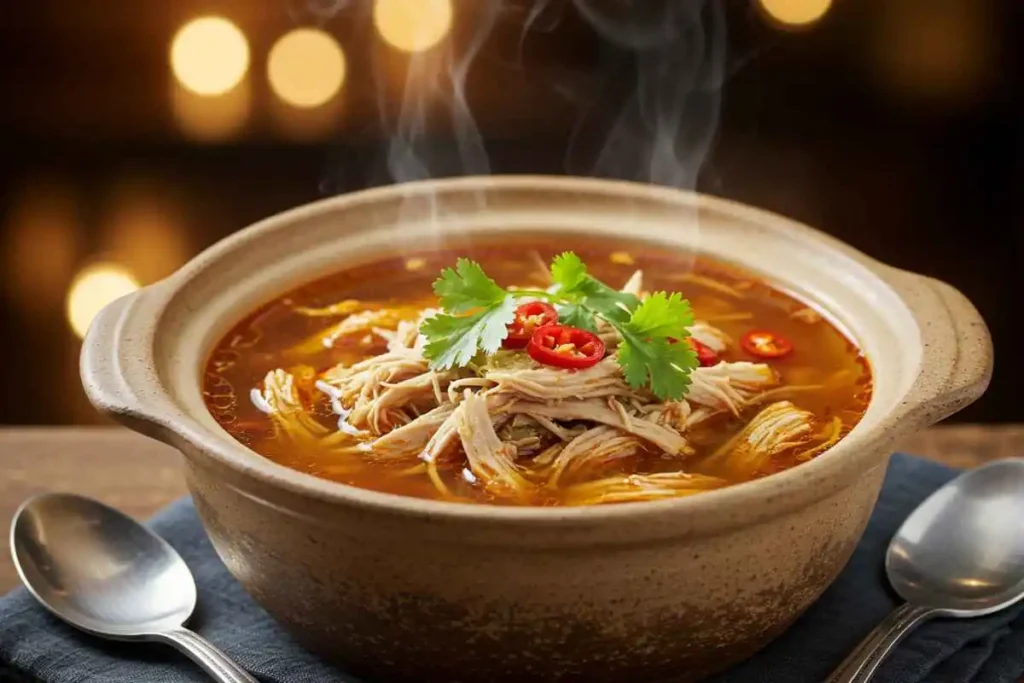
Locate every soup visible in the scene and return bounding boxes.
[203,237,871,506]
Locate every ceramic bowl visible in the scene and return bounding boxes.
[81,176,992,682]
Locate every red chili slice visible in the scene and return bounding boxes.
[740,330,793,359]
[667,336,719,367]
[526,324,605,369]
[686,338,720,367]
[503,301,559,349]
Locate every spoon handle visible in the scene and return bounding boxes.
[825,603,936,683]
[154,627,259,683]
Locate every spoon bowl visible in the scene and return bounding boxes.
[886,459,1024,615]
[10,493,257,683]
[11,493,196,638]
[828,458,1024,682]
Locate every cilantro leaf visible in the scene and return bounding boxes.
[624,292,694,340]
[555,302,598,332]
[550,252,588,291]
[617,337,697,401]
[421,296,516,370]
[574,278,639,324]
[550,251,639,324]
[433,258,507,313]
[612,293,698,400]
[422,254,698,401]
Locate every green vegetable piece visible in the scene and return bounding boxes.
[433,258,508,313]
[422,296,516,370]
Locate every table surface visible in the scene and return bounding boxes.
[2,425,1023,595]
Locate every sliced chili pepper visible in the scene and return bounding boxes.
[667,336,719,367]
[740,330,793,359]
[503,301,559,349]
[527,324,605,369]
[686,338,720,367]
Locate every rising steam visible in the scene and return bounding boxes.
[315,0,727,214]
[559,0,727,189]
[376,2,500,185]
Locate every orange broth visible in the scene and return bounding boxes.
[203,237,871,505]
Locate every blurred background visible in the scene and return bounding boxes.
[0,0,1019,425]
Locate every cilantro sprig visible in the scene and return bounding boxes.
[421,252,698,400]
[421,260,516,368]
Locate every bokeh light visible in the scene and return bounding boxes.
[373,0,453,53]
[869,0,992,104]
[171,79,252,141]
[268,29,347,108]
[170,17,250,96]
[103,178,191,282]
[66,263,140,339]
[2,178,81,309]
[758,0,832,28]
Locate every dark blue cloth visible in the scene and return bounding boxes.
[1,453,1022,683]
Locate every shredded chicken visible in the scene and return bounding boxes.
[383,308,437,352]
[598,322,620,349]
[688,322,732,353]
[243,286,857,507]
[370,403,455,460]
[251,369,330,441]
[421,392,513,465]
[291,307,423,355]
[522,413,584,442]
[643,400,692,432]
[509,399,690,455]
[497,415,549,457]
[456,391,531,495]
[563,471,728,505]
[487,357,631,401]
[621,270,644,296]
[320,349,435,433]
[687,362,778,416]
[365,371,454,434]
[543,426,643,486]
[422,405,464,464]
[698,401,816,480]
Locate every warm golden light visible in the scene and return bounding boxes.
[66,263,140,339]
[170,16,250,96]
[373,0,453,53]
[758,0,832,27]
[103,178,191,282]
[171,79,252,141]
[2,178,80,309]
[268,29,347,108]
[869,0,991,104]
[269,96,343,141]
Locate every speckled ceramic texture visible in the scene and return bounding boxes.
[81,177,992,683]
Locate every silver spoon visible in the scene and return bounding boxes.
[10,492,257,683]
[827,458,1024,683]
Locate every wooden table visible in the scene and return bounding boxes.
[2,425,1023,595]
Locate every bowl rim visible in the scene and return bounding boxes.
[83,175,992,533]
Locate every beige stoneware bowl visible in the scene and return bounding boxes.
[81,176,992,683]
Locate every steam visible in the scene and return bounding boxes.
[561,0,727,189]
[315,0,728,226]
[377,3,500,184]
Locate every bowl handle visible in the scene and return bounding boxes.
[881,267,993,427]
[79,288,172,440]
